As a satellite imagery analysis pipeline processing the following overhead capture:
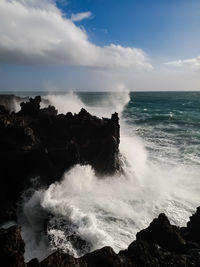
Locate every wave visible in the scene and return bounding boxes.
[17,89,200,262]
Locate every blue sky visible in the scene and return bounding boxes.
[61,0,200,59]
[0,0,199,91]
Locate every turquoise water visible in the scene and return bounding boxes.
[123,92,200,165]
[75,91,200,166]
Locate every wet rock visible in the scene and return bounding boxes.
[46,216,91,257]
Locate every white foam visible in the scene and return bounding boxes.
[19,88,200,262]
[43,92,86,114]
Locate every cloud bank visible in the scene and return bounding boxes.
[0,0,152,70]
[165,56,200,70]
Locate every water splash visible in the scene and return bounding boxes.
[18,89,200,262]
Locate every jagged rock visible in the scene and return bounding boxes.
[2,95,200,267]
[40,105,58,117]
[0,95,121,224]
[18,96,41,116]
[122,239,192,267]
[1,208,200,267]
[0,225,26,267]
[136,213,186,253]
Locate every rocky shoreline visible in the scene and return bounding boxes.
[1,207,200,266]
[0,95,121,224]
[0,95,200,266]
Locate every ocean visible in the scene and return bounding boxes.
[4,91,200,261]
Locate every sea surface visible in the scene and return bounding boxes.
[2,91,200,261]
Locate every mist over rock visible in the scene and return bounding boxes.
[0,94,27,113]
[0,95,121,224]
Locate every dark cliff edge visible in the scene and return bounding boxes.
[0,95,121,224]
[1,207,200,267]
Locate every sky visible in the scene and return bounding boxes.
[0,0,199,91]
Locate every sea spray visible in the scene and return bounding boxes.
[18,90,200,262]
[43,92,87,115]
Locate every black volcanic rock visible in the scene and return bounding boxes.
[2,95,200,267]
[0,225,26,267]
[122,239,192,267]
[18,96,41,116]
[2,207,200,267]
[0,95,121,224]
[136,213,186,253]
[181,207,200,246]
[82,246,131,267]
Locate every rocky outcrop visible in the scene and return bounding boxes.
[1,207,200,267]
[136,213,186,253]
[0,95,121,224]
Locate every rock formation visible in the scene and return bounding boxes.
[1,207,200,267]
[0,95,121,224]
[1,94,200,266]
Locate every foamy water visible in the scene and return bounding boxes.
[14,90,200,262]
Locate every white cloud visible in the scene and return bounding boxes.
[165,56,200,70]
[71,11,92,22]
[0,0,153,70]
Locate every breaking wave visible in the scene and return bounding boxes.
[17,89,200,262]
